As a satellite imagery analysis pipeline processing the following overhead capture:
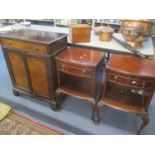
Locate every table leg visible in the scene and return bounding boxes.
[106,52,110,61]
[91,105,100,123]
[91,100,103,123]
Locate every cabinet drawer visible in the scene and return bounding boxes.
[57,63,91,77]
[107,73,153,89]
[1,39,47,54]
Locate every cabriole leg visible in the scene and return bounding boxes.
[137,112,149,135]
[54,88,63,111]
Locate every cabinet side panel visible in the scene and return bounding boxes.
[7,51,29,90]
[26,57,50,98]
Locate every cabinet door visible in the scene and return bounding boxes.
[26,56,50,98]
[4,49,30,91]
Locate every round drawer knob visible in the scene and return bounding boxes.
[131,81,136,84]
[113,75,118,80]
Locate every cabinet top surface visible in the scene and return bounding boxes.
[107,54,155,78]
[56,47,105,67]
[0,29,67,44]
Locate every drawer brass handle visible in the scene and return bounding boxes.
[137,90,144,95]
[131,89,144,95]
[34,46,39,51]
[131,81,136,84]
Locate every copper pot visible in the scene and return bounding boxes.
[99,31,113,42]
[99,26,114,42]
[120,19,153,48]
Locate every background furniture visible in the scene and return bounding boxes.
[0,29,67,110]
[97,54,155,134]
[1,24,154,57]
[55,47,105,120]
[94,19,120,33]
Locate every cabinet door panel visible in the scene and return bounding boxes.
[6,51,29,91]
[26,56,50,98]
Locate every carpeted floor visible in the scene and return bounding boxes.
[0,112,64,135]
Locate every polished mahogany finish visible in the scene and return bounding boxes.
[56,47,105,67]
[96,54,155,134]
[0,29,67,44]
[107,54,155,77]
[55,47,105,120]
[0,29,67,109]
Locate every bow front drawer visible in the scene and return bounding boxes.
[107,72,154,89]
[57,63,91,78]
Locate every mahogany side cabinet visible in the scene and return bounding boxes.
[96,54,155,134]
[55,47,105,120]
[0,29,67,110]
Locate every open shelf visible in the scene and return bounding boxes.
[103,82,147,114]
[59,74,93,100]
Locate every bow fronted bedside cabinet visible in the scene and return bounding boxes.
[55,47,105,120]
[96,54,155,134]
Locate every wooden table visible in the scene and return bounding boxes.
[55,47,105,121]
[96,54,155,134]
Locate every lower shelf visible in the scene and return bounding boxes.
[59,75,94,100]
[103,83,147,114]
